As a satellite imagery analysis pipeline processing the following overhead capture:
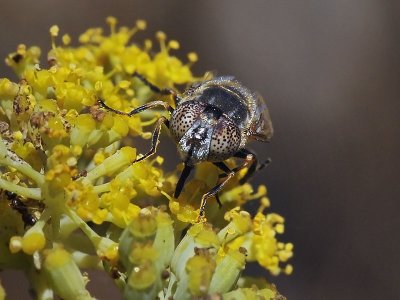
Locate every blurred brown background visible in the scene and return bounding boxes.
[1,1,399,299]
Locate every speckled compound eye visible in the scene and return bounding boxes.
[170,101,204,141]
[208,116,241,162]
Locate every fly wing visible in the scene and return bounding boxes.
[249,93,273,142]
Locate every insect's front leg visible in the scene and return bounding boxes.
[135,116,169,163]
[97,97,172,163]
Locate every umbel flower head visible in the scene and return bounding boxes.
[0,17,292,299]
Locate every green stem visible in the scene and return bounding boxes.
[64,209,100,241]
[58,215,80,240]
[64,209,118,259]
[70,251,102,269]
[0,179,41,199]
[0,154,45,186]
[92,182,110,194]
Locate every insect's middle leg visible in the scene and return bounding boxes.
[98,98,174,115]
[132,72,181,106]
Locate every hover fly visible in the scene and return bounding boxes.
[98,73,273,220]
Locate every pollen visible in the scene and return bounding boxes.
[168,40,180,50]
[62,34,71,45]
[155,31,166,41]
[188,52,198,63]
[49,25,59,37]
[136,19,147,30]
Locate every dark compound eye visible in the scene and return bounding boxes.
[208,117,241,161]
[170,101,204,141]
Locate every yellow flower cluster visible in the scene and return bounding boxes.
[0,18,292,299]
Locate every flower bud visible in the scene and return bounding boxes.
[222,287,278,300]
[22,227,46,255]
[209,248,246,294]
[85,147,136,182]
[43,248,93,300]
[171,223,219,281]
[119,208,174,300]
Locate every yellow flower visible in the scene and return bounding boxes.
[0,17,292,299]
[251,212,294,275]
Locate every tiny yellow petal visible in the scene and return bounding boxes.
[156,31,166,41]
[106,16,117,26]
[168,40,180,50]
[50,25,59,37]
[188,52,198,63]
[118,80,131,89]
[62,34,71,45]
[136,19,147,30]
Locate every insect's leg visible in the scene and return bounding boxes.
[135,116,169,163]
[213,161,233,208]
[257,158,271,172]
[233,149,260,185]
[198,170,235,220]
[132,72,181,106]
[98,98,174,115]
[198,153,268,220]
[225,156,271,182]
[213,161,231,174]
